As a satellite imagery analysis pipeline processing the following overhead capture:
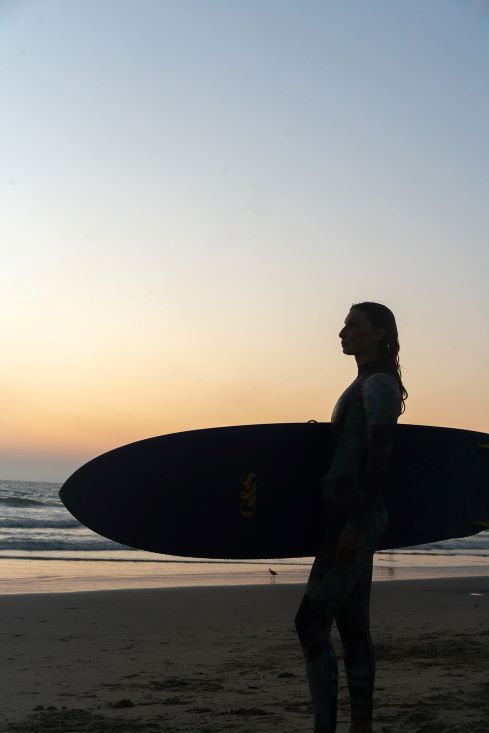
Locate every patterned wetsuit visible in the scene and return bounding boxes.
[295,357,401,732]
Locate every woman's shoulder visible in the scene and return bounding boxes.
[363,371,400,391]
[360,371,402,420]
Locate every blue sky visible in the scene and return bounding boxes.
[1,0,488,481]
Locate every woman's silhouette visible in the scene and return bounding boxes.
[295,302,408,733]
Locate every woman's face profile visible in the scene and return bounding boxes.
[338,309,384,359]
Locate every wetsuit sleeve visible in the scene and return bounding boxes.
[344,373,401,531]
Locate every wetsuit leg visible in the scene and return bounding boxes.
[295,508,387,733]
[295,526,341,732]
[335,554,375,724]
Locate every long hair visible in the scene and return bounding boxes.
[351,301,408,414]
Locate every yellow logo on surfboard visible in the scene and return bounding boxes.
[240,473,257,518]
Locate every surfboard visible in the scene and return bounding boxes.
[59,423,489,559]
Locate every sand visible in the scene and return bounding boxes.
[1,575,488,733]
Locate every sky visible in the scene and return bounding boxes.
[1,0,488,482]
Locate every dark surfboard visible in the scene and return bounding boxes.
[59,423,489,559]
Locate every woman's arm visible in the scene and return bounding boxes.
[344,373,401,531]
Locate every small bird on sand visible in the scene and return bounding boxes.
[268,568,278,577]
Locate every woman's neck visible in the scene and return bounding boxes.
[356,355,392,375]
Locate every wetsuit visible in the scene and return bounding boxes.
[295,356,401,732]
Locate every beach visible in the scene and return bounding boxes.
[1,575,488,733]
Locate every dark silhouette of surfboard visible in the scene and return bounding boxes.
[59,423,489,559]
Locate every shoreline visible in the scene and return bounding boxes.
[1,554,489,595]
[3,570,489,598]
[1,554,489,596]
[1,576,488,732]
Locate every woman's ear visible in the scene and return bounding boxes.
[374,326,386,343]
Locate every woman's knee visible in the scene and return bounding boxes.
[294,595,329,660]
[295,593,336,634]
[295,593,325,635]
[295,593,312,634]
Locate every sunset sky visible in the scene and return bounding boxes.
[1,0,488,482]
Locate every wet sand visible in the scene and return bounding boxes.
[1,575,488,732]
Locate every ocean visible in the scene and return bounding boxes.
[1,479,488,594]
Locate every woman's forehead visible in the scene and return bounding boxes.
[344,308,368,325]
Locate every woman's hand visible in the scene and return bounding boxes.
[334,525,360,565]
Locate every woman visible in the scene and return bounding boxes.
[295,301,408,733]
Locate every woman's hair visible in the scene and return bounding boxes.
[351,301,408,414]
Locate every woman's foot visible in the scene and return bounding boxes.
[348,721,373,733]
